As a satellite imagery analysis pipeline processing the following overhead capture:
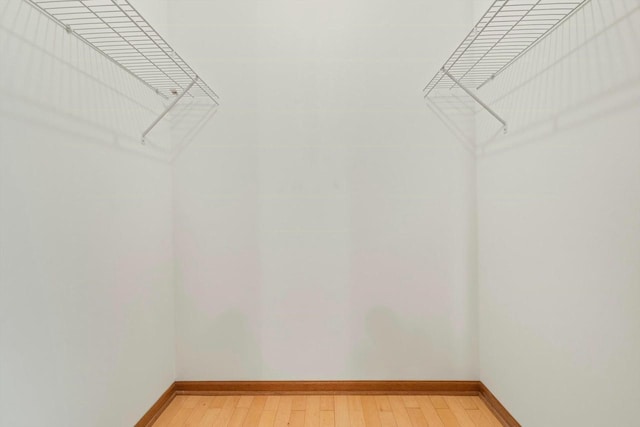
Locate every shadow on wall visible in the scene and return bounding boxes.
[349,307,436,379]
[0,0,217,161]
[426,0,640,154]
[425,93,477,154]
[198,309,262,378]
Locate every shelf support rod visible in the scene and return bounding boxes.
[142,76,199,143]
[441,68,507,133]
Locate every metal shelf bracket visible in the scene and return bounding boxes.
[142,76,199,144]
[441,68,507,134]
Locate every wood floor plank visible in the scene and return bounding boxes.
[153,397,186,427]
[347,396,366,427]
[273,396,293,427]
[374,396,392,412]
[237,396,254,409]
[470,397,502,427]
[183,397,210,426]
[212,396,241,427]
[334,395,350,427]
[292,396,308,411]
[348,410,366,427]
[169,407,199,427]
[443,397,475,427]
[167,396,189,409]
[416,396,445,427]
[377,411,398,427]
[200,408,223,426]
[458,397,477,410]
[265,396,280,412]
[167,397,206,427]
[210,396,228,409]
[320,410,335,427]
[243,396,267,427]
[406,408,429,427]
[361,396,382,427]
[227,407,250,427]
[436,409,461,427]
[387,396,412,427]
[466,409,495,427]
[401,396,420,409]
[430,397,448,410]
[183,395,204,409]
[289,410,306,427]
[305,396,321,427]
[347,396,363,413]
[258,410,277,427]
[320,396,335,411]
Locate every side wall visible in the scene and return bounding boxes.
[475,1,640,426]
[170,0,479,380]
[0,1,176,425]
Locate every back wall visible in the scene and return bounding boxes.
[170,0,479,380]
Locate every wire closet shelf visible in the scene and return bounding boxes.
[423,0,591,132]
[24,0,219,143]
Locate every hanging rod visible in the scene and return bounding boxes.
[442,68,507,133]
[423,0,591,129]
[24,0,219,142]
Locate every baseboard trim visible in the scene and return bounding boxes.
[134,382,176,427]
[136,380,520,427]
[479,382,522,427]
[175,380,481,396]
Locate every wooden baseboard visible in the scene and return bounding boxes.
[134,382,176,427]
[478,382,521,427]
[136,380,520,427]
[175,380,481,396]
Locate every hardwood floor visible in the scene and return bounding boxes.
[151,394,504,427]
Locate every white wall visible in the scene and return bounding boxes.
[170,0,479,380]
[474,1,640,426]
[0,1,176,426]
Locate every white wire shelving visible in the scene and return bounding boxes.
[423,0,592,132]
[24,0,219,143]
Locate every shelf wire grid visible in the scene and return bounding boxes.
[24,0,219,103]
[424,0,591,97]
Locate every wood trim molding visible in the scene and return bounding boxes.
[479,382,522,427]
[135,382,176,427]
[136,380,520,427]
[174,380,481,396]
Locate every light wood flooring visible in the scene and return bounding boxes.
[151,394,504,427]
